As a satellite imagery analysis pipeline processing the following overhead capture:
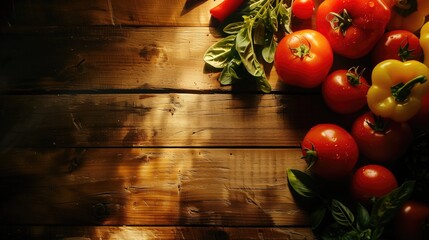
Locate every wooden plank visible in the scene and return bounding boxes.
[0,26,359,93]
[2,226,315,239]
[0,93,356,148]
[0,0,113,26]
[0,0,218,27]
[0,148,310,226]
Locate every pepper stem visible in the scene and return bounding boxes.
[391,75,427,102]
[394,0,418,17]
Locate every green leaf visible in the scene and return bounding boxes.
[331,199,355,228]
[203,35,236,69]
[256,74,271,93]
[371,180,415,227]
[253,21,266,46]
[223,22,245,35]
[219,57,242,85]
[311,206,327,230]
[235,21,264,77]
[262,33,276,63]
[356,203,370,231]
[278,3,293,34]
[265,6,278,32]
[286,168,318,198]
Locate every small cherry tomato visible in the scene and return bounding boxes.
[292,0,315,20]
[274,29,333,88]
[394,200,429,240]
[301,123,359,181]
[351,111,413,163]
[350,164,398,205]
[371,30,423,67]
[322,67,370,114]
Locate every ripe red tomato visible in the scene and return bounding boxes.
[292,0,315,20]
[274,29,333,88]
[350,164,398,205]
[351,111,413,163]
[321,67,370,114]
[301,123,359,181]
[315,0,391,59]
[371,30,423,67]
[394,200,429,240]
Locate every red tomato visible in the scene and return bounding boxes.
[371,30,423,66]
[274,29,333,88]
[410,92,429,132]
[322,67,370,114]
[292,0,315,20]
[301,123,359,181]
[394,201,429,240]
[350,164,398,205]
[315,0,391,59]
[351,111,413,163]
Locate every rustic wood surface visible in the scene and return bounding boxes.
[0,0,371,239]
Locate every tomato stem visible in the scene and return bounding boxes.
[398,38,415,62]
[289,36,311,59]
[346,66,365,86]
[302,143,318,170]
[366,114,388,134]
[327,9,352,36]
[391,75,427,102]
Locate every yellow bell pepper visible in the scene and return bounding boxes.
[386,0,429,33]
[420,21,429,67]
[367,59,429,122]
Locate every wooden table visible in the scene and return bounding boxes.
[0,0,365,239]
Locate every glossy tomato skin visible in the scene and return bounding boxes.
[292,0,315,20]
[350,164,398,205]
[301,123,359,181]
[371,30,423,66]
[351,111,413,163]
[274,29,333,88]
[394,200,429,240]
[322,69,370,114]
[315,0,391,59]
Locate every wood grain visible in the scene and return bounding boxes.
[2,226,315,239]
[0,148,310,226]
[0,93,358,148]
[0,0,218,27]
[0,27,360,93]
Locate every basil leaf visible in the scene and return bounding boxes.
[331,199,355,227]
[286,168,318,198]
[223,22,245,35]
[311,206,327,230]
[235,21,264,77]
[262,33,276,63]
[356,203,370,231]
[265,7,278,33]
[370,180,415,227]
[278,3,292,34]
[253,21,266,46]
[203,35,236,69]
[219,57,242,85]
[256,74,271,93]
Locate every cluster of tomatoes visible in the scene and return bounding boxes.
[275,0,429,239]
